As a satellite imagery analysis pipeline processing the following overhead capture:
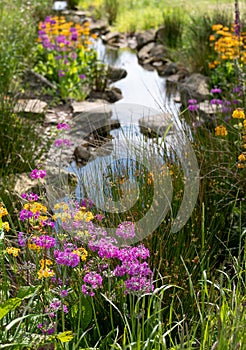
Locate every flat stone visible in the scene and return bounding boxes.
[14,99,48,114]
[139,112,172,137]
[136,30,155,50]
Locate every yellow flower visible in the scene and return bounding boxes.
[212,24,223,31]
[73,247,88,261]
[28,241,41,251]
[238,153,246,162]
[215,125,228,136]
[244,120,246,129]
[6,247,20,257]
[232,108,245,119]
[237,163,245,169]
[38,267,55,279]
[2,222,10,232]
[40,259,53,269]
[0,206,8,218]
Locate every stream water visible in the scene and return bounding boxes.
[66,40,186,207]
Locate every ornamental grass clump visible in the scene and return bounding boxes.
[34,15,101,100]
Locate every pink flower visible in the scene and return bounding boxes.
[30,169,46,179]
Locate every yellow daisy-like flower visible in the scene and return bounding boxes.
[237,163,245,169]
[27,241,41,251]
[6,247,20,257]
[232,108,245,119]
[40,258,53,269]
[215,125,228,136]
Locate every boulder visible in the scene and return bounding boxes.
[179,73,210,105]
[156,62,178,76]
[139,112,172,137]
[155,26,166,44]
[107,65,127,82]
[135,29,155,50]
[74,145,91,164]
[137,43,170,65]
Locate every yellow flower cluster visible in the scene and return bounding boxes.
[73,247,88,261]
[232,108,245,119]
[53,201,94,224]
[38,259,54,279]
[2,222,10,232]
[215,125,228,136]
[24,202,48,214]
[6,247,20,257]
[209,24,246,67]
[0,205,8,218]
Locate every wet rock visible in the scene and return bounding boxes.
[135,29,155,50]
[138,43,170,65]
[139,112,172,137]
[179,73,210,105]
[71,99,112,117]
[89,19,108,34]
[101,32,126,48]
[107,65,127,82]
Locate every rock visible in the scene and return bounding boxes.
[137,42,155,62]
[179,73,210,105]
[74,145,91,164]
[14,99,48,116]
[198,100,222,120]
[101,32,127,48]
[156,62,178,76]
[89,19,108,34]
[71,99,112,117]
[14,173,44,197]
[137,42,170,65]
[155,26,166,44]
[88,87,123,103]
[139,112,172,137]
[102,31,121,43]
[135,29,155,50]
[107,65,127,82]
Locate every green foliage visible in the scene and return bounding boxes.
[103,0,120,25]
[161,10,184,48]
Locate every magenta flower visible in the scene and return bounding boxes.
[32,235,56,249]
[188,104,199,112]
[116,221,135,239]
[54,249,80,267]
[210,87,222,94]
[57,123,71,130]
[188,99,197,104]
[21,192,39,201]
[54,139,71,147]
[30,169,46,179]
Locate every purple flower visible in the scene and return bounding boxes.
[19,209,35,221]
[54,138,71,147]
[60,289,68,297]
[18,232,27,247]
[30,169,46,179]
[40,219,55,228]
[63,305,69,313]
[210,87,222,94]
[57,123,70,130]
[188,99,197,104]
[116,221,135,239]
[210,99,223,105]
[80,198,94,208]
[82,272,103,296]
[125,276,154,294]
[32,235,56,249]
[58,70,65,77]
[188,104,199,112]
[54,249,80,267]
[21,192,39,201]
[94,213,104,221]
[79,74,86,80]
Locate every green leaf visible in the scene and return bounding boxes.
[71,295,92,330]
[0,298,22,320]
[16,285,41,300]
[56,331,73,343]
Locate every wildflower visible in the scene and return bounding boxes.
[38,267,55,279]
[210,99,223,105]
[57,123,70,130]
[54,138,71,147]
[58,70,65,77]
[18,232,27,247]
[19,209,35,221]
[210,87,222,93]
[82,272,103,296]
[2,222,10,232]
[54,249,80,267]
[215,125,228,136]
[63,305,69,313]
[6,247,20,257]
[188,104,199,112]
[30,169,46,179]
[116,221,135,239]
[238,153,246,162]
[188,99,197,104]
[0,205,8,218]
[72,247,88,261]
[60,289,68,297]
[79,74,86,79]
[232,108,245,119]
[21,192,39,201]
[32,235,56,249]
